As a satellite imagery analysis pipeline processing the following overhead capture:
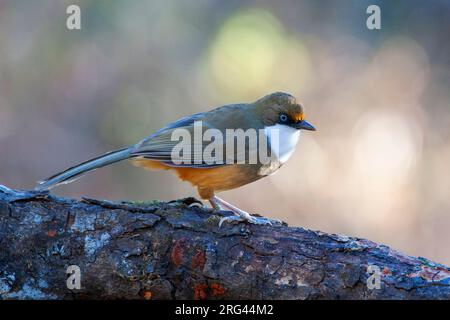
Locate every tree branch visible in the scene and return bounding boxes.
[0,184,449,299]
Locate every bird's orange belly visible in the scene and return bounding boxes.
[130,158,260,198]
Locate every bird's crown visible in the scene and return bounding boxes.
[253,92,305,125]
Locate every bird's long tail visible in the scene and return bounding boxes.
[35,147,133,191]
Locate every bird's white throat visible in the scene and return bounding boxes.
[264,124,301,164]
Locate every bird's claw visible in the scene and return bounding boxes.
[219,213,282,228]
[248,216,283,226]
[188,202,204,208]
[219,215,243,228]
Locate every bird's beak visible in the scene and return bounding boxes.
[295,120,316,131]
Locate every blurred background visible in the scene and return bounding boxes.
[1,0,450,264]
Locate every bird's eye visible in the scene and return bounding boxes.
[279,113,288,123]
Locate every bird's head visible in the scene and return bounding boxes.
[253,92,316,131]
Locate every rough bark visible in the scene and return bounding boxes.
[0,184,449,300]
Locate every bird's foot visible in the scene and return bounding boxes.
[209,195,282,227]
[219,214,281,228]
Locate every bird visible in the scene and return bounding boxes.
[36,92,315,226]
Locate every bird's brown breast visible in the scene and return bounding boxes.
[130,158,262,198]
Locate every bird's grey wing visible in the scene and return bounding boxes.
[131,107,264,168]
[131,113,224,168]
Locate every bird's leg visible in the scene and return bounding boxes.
[209,196,282,227]
[209,198,225,211]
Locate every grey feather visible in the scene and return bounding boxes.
[35,147,133,191]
